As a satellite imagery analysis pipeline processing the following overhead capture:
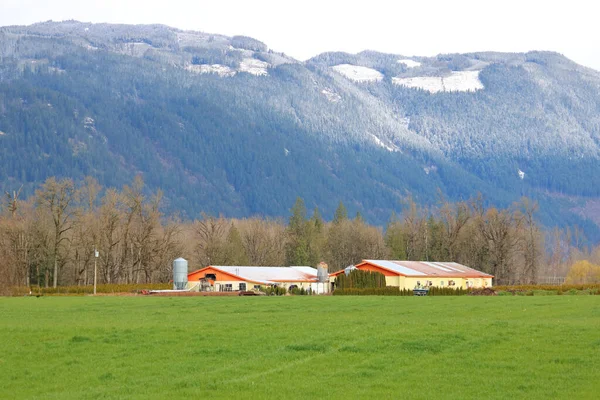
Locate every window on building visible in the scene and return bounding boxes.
[239,283,246,291]
[223,284,233,292]
[205,273,216,281]
[253,285,261,290]
[440,281,444,286]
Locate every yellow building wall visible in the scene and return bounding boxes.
[385,276,400,287]
[387,276,492,290]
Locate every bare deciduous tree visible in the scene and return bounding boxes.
[35,178,78,288]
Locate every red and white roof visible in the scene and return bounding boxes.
[195,266,320,284]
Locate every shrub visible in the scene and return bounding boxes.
[264,286,287,296]
[288,286,309,296]
[334,270,387,290]
[565,261,600,284]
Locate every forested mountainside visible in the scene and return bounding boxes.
[1,21,600,238]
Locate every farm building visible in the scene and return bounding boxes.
[330,260,493,290]
[187,264,330,294]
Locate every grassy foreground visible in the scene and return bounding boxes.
[0,296,599,399]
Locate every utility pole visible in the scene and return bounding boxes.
[93,248,99,295]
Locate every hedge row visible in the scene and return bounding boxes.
[11,283,171,296]
[334,269,386,290]
[494,284,600,292]
[428,287,470,296]
[333,287,413,296]
[333,287,469,296]
[497,288,600,296]
[333,286,600,297]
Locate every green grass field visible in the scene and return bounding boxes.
[1,296,599,399]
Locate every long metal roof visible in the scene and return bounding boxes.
[363,260,427,276]
[209,266,319,283]
[361,260,493,278]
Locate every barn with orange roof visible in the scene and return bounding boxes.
[330,260,493,290]
[187,263,330,293]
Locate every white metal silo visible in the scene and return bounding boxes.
[173,258,188,290]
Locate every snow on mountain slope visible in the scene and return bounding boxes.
[393,76,445,92]
[185,59,269,77]
[443,71,484,92]
[321,88,342,102]
[397,59,421,68]
[239,58,269,76]
[186,64,236,77]
[370,134,400,152]
[392,71,484,93]
[332,64,384,82]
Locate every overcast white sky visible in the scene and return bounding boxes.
[2,0,600,70]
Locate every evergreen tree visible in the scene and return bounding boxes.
[308,207,325,266]
[311,207,324,233]
[355,211,363,222]
[285,197,311,266]
[385,213,407,260]
[289,198,307,232]
[224,223,248,265]
[333,201,348,225]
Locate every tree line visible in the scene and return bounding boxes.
[0,176,597,293]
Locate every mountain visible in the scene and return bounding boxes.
[1,21,600,238]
